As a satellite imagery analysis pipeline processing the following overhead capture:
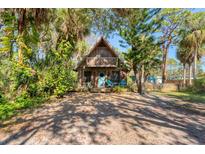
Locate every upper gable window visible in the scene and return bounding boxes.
[97,47,112,57]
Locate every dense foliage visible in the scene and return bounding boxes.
[191,76,205,93]
[0,9,93,120]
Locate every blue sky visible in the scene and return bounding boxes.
[107,33,205,71]
[107,34,177,58]
[105,9,205,71]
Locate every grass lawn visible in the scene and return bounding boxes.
[154,91,205,104]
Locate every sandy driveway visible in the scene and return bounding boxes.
[0,92,205,144]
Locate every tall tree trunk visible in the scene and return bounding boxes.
[141,64,145,94]
[18,9,26,34]
[133,64,144,95]
[188,64,192,86]
[193,50,197,79]
[162,47,168,83]
[133,64,138,90]
[183,63,186,87]
[162,35,172,84]
[17,9,26,65]
[9,10,15,60]
[137,70,142,94]
[137,65,145,95]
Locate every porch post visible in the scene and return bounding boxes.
[93,70,96,87]
[91,70,94,86]
[78,69,82,86]
[81,68,84,86]
[95,70,98,87]
[105,70,108,79]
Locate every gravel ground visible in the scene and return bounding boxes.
[0,92,205,145]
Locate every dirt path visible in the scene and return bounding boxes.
[0,92,205,144]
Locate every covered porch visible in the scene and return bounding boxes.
[78,67,126,88]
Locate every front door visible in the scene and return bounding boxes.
[98,72,105,88]
[84,71,92,83]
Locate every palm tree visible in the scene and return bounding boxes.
[53,9,91,49]
[0,9,51,64]
[178,37,198,86]
[177,47,189,86]
[183,12,205,79]
[183,30,205,79]
[16,9,51,65]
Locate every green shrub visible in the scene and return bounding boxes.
[39,72,55,95]
[27,83,39,97]
[14,64,38,90]
[0,60,17,99]
[0,39,77,121]
[54,69,77,97]
[40,67,77,97]
[0,92,46,120]
[0,103,15,120]
[127,76,137,92]
[15,92,34,109]
[12,64,41,98]
[180,76,205,94]
[0,91,6,104]
[113,86,127,93]
[193,77,205,92]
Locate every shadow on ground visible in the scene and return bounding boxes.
[0,92,205,144]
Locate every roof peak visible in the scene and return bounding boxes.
[75,35,125,69]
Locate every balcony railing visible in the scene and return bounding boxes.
[86,57,117,67]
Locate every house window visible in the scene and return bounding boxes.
[98,47,112,57]
[84,71,92,83]
[111,71,120,83]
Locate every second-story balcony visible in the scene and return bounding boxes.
[86,57,118,67]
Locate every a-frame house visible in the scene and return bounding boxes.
[76,37,128,88]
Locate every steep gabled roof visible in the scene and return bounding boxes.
[75,36,125,69]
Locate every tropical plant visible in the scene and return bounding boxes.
[177,47,188,86]
[0,8,95,120]
[181,11,205,79]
